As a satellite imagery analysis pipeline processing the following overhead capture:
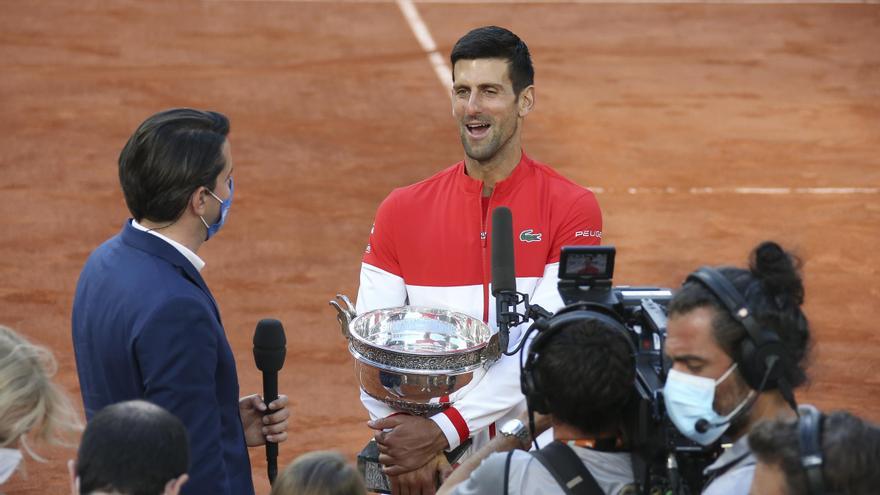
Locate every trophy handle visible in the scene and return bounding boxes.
[337,293,356,314]
[329,294,357,339]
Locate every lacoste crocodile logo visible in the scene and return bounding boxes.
[519,229,542,243]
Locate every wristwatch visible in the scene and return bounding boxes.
[499,419,530,447]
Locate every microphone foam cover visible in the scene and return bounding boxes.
[253,319,287,372]
[694,418,710,434]
[491,206,516,296]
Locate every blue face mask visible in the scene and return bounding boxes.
[200,177,233,241]
[663,363,755,446]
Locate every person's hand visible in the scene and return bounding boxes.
[239,394,290,447]
[389,453,452,495]
[368,414,449,475]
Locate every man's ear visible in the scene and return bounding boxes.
[165,474,189,495]
[190,187,209,217]
[67,459,78,495]
[518,85,535,118]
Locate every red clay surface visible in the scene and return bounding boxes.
[1,1,878,493]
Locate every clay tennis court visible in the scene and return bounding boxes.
[1,0,878,493]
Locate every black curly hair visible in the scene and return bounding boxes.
[669,241,811,389]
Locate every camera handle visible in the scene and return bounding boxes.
[667,452,682,495]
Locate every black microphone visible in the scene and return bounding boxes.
[694,418,716,434]
[694,391,760,433]
[491,206,517,352]
[695,405,750,434]
[253,319,287,485]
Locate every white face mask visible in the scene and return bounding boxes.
[0,448,23,484]
[663,363,755,446]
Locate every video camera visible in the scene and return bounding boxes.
[559,246,718,494]
[490,207,719,492]
[552,246,720,494]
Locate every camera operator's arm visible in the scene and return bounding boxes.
[438,412,552,495]
[436,434,525,495]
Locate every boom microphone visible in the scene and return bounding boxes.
[253,318,287,484]
[491,206,516,297]
[694,418,717,434]
[491,207,517,352]
[694,360,776,434]
[694,399,752,434]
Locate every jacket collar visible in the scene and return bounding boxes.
[454,151,535,195]
[120,220,219,316]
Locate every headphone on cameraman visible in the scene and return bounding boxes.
[520,302,636,414]
[798,404,826,495]
[685,267,791,392]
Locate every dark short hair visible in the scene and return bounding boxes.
[668,241,810,389]
[450,26,534,95]
[76,400,189,495]
[118,108,230,223]
[534,318,635,435]
[749,410,880,495]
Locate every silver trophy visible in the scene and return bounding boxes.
[330,294,501,492]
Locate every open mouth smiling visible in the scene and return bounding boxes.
[465,122,491,139]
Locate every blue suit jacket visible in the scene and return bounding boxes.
[72,221,254,495]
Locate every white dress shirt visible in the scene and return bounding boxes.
[131,219,205,272]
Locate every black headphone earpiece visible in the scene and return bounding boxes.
[798,404,826,495]
[520,303,635,414]
[685,267,789,391]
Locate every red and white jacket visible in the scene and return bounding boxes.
[356,152,602,450]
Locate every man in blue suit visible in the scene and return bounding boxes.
[72,108,290,495]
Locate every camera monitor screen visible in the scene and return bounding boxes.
[559,246,615,280]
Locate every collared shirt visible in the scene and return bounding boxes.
[701,435,756,495]
[131,219,205,272]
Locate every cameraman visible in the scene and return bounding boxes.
[438,310,638,495]
[748,408,880,495]
[663,241,811,494]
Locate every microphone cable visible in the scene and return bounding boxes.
[694,355,778,434]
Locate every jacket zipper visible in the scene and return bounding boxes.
[480,189,493,324]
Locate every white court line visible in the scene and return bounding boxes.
[206,0,455,85]
[589,186,880,195]
[212,0,879,4]
[395,0,452,90]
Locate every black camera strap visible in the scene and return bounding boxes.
[526,441,604,495]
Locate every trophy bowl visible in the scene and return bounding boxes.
[331,296,500,416]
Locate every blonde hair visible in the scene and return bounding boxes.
[0,325,82,461]
[270,451,366,495]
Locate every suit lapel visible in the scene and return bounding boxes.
[119,220,222,321]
